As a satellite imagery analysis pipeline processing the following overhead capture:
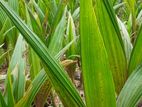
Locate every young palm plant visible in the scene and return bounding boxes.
[0,0,142,107]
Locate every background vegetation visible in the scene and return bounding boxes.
[0,0,142,107]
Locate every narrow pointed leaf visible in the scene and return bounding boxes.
[117,17,133,62]
[15,69,47,107]
[3,35,25,106]
[48,7,67,56]
[29,48,41,80]
[0,91,7,107]
[0,1,85,107]
[33,0,45,23]
[117,64,142,107]
[55,38,77,59]
[72,7,80,21]
[66,12,77,57]
[25,5,41,79]
[128,26,142,74]
[80,0,116,106]
[6,71,15,107]
[27,6,43,40]
[94,0,127,93]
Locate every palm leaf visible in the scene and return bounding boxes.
[0,1,85,107]
[117,64,142,107]
[117,17,133,62]
[10,35,26,102]
[48,6,67,56]
[0,91,7,107]
[94,0,127,93]
[5,71,15,107]
[15,69,47,107]
[128,26,142,74]
[80,0,116,106]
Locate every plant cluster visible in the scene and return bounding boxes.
[0,0,142,107]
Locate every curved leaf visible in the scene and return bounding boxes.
[117,64,142,107]
[80,0,116,106]
[94,0,127,93]
[128,26,142,74]
[117,17,133,62]
[0,1,85,107]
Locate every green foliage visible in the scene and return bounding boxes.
[0,0,142,107]
[80,0,116,106]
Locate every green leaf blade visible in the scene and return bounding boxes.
[94,0,127,93]
[0,1,85,107]
[80,0,116,106]
[117,64,142,107]
[129,26,142,75]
